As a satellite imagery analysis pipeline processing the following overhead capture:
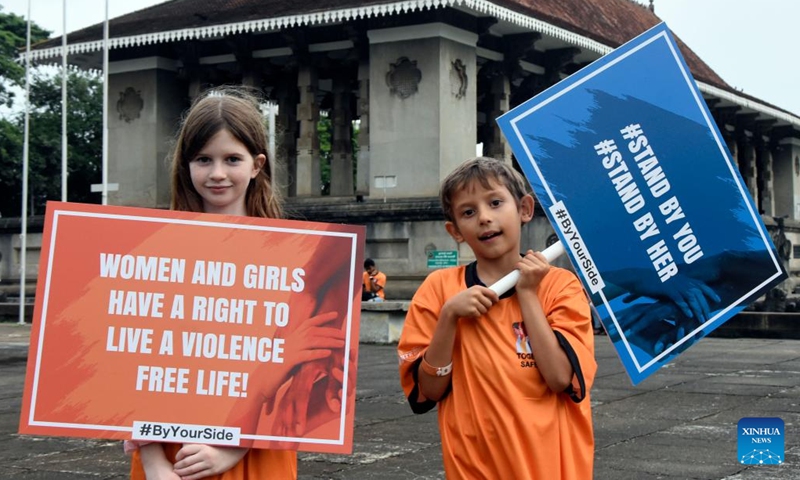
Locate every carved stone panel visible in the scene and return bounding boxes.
[117,87,144,123]
[450,59,467,99]
[386,57,422,99]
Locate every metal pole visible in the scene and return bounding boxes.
[19,0,32,325]
[61,0,68,202]
[101,0,109,205]
[268,103,276,167]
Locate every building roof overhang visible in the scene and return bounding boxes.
[22,0,800,130]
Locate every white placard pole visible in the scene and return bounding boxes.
[488,241,566,296]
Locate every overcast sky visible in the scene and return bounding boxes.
[2,0,798,115]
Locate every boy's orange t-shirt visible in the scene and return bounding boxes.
[362,270,387,299]
[130,446,297,480]
[398,263,596,479]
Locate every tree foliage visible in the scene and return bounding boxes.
[0,70,102,217]
[0,6,50,107]
[318,115,332,195]
[317,114,360,196]
[0,8,102,218]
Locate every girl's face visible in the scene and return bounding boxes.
[189,129,264,216]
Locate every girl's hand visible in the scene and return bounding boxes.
[173,445,248,480]
[140,443,182,480]
[516,250,550,292]
[143,469,182,480]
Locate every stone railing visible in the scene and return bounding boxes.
[359,301,410,344]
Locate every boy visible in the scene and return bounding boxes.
[398,157,595,479]
[362,258,387,301]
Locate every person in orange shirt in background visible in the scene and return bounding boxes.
[398,157,596,479]
[362,258,387,302]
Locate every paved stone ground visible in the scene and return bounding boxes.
[0,322,798,479]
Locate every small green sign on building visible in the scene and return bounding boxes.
[427,250,458,269]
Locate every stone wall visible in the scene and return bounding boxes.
[2,209,800,302]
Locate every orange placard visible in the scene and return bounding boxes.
[19,202,364,454]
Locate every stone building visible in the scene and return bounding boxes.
[8,0,800,299]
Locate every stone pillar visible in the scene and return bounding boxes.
[484,74,511,163]
[188,79,203,100]
[737,134,757,202]
[108,58,186,208]
[274,70,298,198]
[722,125,737,163]
[356,60,370,197]
[367,23,477,198]
[295,64,320,196]
[330,73,354,196]
[773,137,800,220]
[241,71,257,88]
[178,43,203,101]
[756,136,774,216]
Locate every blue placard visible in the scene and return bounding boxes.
[497,23,786,385]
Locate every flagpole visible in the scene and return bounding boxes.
[19,0,32,325]
[61,0,68,202]
[101,0,109,205]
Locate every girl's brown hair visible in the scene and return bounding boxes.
[170,87,283,219]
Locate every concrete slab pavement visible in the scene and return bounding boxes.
[0,322,798,479]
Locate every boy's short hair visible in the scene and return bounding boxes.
[439,157,529,222]
[364,258,376,269]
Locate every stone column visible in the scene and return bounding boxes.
[238,53,257,88]
[737,134,758,202]
[722,125,737,163]
[108,58,186,208]
[484,73,511,162]
[295,64,320,196]
[188,78,203,101]
[241,71,257,88]
[330,73,354,196]
[274,70,298,198]
[773,137,800,220]
[367,23,477,198]
[355,60,370,197]
[756,136,775,216]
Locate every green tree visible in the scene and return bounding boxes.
[317,114,360,196]
[318,115,332,195]
[0,8,102,218]
[0,6,50,107]
[0,70,102,217]
[0,117,22,213]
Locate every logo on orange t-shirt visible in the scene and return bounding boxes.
[512,322,536,368]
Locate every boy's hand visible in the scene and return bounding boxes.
[369,276,383,291]
[516,250,550,292]
[442,285,499,320]
[173,445,248,480]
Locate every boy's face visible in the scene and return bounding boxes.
[445,178,533,264]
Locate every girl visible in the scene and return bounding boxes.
[128,87,346,480]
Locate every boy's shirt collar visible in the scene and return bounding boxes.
[464,261,516,300]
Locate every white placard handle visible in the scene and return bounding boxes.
[487,241,566,296]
